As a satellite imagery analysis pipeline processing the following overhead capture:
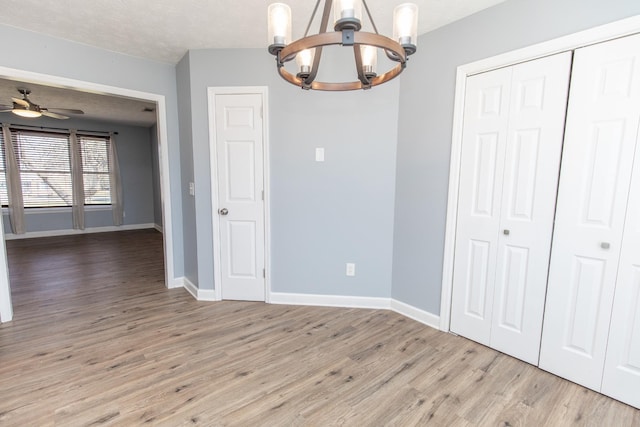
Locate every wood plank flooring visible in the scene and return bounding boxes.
[0,229,638,426]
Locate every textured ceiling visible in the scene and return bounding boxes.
[0,0,506,127]
[0,0,506,64]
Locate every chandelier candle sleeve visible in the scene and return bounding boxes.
[268,3,292,53]
[393,3,418,53]
[296,49,315,78]
[360,45,377,77]
[334,0,362,31]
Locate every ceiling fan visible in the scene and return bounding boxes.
[0,88,84,120]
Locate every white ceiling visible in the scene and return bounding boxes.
[0,0,506,126]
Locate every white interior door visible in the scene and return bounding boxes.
[490,52,571,365]
[214,92,266,301]
[539,33,640,391]
[451,53,571,365]
[450,67,512,346]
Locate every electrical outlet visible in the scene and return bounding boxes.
[189,182,195,196]
[315,147,325,162]
[346,263,355,277]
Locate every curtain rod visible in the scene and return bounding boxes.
[1,122,118,136]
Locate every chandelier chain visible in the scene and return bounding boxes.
[304,0,322,38]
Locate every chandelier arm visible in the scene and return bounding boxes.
[318,0,333,33]
[303,0,323,38]
[362,0,379,35]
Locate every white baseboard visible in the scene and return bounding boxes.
[390,299,441,330]
[180,277,218,302]
[4,223,156,240]
[269,292,390,310]
[153,223,163,233]
[168,276,185,289]
[177,287,441,331]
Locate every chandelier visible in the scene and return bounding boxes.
[267,0,418,91]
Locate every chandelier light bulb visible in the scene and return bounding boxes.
[393,3,418,53]
[334,0,362,31]
[268,3,292,53]
[296,49,315,78]
[360,45,378,77]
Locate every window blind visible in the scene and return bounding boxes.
[13,130,72,208]
[0,128,112,208]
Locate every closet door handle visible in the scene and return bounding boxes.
[503,229,510,236]
[601,242,610,249]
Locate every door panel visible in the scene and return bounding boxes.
[214,93,265,301]
[601,45,640,405]
[451,68,512,345]
[539,33,640,391]
[490,52,572,364]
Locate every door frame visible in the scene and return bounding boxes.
[440,15,640,332]
[207,86,271,302]
[0,66,178,323]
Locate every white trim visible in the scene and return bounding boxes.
[168,276,184,290]
[0,65,177,323]
[207,86,271,303]
[390,299,441,330]
[3,223,156,240]
[269,292,390,309]
[440,16,640,332]
[154,223,163,233]
[180,276,219,301]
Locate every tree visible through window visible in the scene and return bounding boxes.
[79,136,111,205]
[1,129,112,208]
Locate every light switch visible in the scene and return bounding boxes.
[315,147,325,162]
[189,182,195,196]
[346,263,355,277]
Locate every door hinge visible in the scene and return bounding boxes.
[260,106,263,119]
[263,268,266,278]
[261,190,264,201]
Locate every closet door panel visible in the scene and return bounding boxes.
[450,68,512,345]
[490,52,572,365]
[540,33,640,391]
[601,35,640,409]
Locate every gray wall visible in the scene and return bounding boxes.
[1,116,155,233]
[184,48,400,297]
[0,23,184,278]
[391,0,640,315]
[150,124,163,227]
[176,53,198,286]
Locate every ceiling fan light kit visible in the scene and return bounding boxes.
[267,0,418,91]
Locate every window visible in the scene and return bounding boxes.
[79,136,111,205]
[1,128,111,208]
[14,130,72,207]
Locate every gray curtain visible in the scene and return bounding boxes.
[108,133,123,226]
[70,130,85,230]
[2,125,25,234]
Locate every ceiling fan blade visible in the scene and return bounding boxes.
[0,109,13,113]
[11,97,29,107]
[0,104,13,110]
[41,111,69,120]
[45,107,84,115]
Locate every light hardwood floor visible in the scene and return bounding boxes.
[0,229,638,426]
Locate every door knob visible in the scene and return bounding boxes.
[218,208,228,216]
[503,229,510,235]
[601,242,610,249]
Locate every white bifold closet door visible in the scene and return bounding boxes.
[539,33,640,405]
[450,52,572,365]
